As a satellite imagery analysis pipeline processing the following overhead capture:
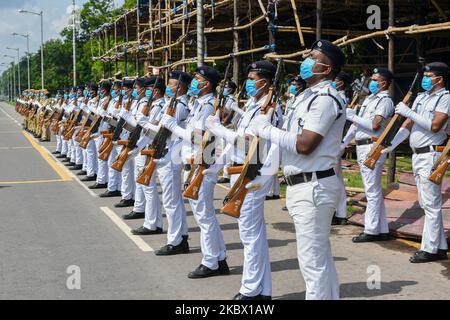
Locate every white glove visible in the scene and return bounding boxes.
[346,108,375,133]
[119,109,130,119]
[112,141,118,146]
[137,114,149,126]
[381,127,411,154]
[230,102,244,116]
[91,133,100,139]
[205,111,221,131]
[346,108,356,119]
[395,102,432,131]
[202,163,223,176]
[144,123,161,134]
[160,114,177,131]
[250,114,273,139]
[206,111,238,144]
[342,124,357,148]
[246,175,272,192]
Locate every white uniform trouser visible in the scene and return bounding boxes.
[220,138,230,179]
[412,152,448,254]
[82,148,88,172]
[357,144,389,235]
[68,138,74,161]
[86,140,97,177]
[133,155,146,213]
[157,160,188,246]
[267,175,280,197]
[72,131,83,165]
[94,136,108,184]
[56,133,62,153]
[187,172,226,270]
[116,145,135,200]
[61,138,68,156]
[107,146,121,192]
[286,175,340,300]
[230,174,272,297]
[335,160,347,218]
[142,165,163,231]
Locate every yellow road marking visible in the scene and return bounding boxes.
[395,238,421,249]
[0,179,68,185]
[22,131,72,182]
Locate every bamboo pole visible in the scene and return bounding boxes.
[289,0,305,47]
[387,0,396,186]
[233,0,239,86]
[204,15,266,33]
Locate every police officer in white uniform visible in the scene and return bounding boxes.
[89,81,113,190]
[77,85,90,176]
[52,91,64,156]
[250,40,346,300]
[284,76,306,120]
[161,66,229,278]
[80,83,100,182]
[68,85,86,171]
[206,60,283,300]
[62,87,78,166]
[129,77,166,231]
[382,62,449,263]
[57,88,71,160]
[154,71,191,256]
[99,81,124,198]
[343,68,395,242]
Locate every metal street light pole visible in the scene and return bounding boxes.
[12,32,31,89]
[6,47,21,95]
[4,55,16,99]
[72,0,77,87]
[18,9,44,89]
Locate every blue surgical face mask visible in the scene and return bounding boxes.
[331,81,337,89]
[421,76,438,92]
[132,89,139,99]
[246,79,264,97]
[369,80,380,94]
[289,85,297,95]
[166,86,174,98]
[145,88,153,98]
[83,90,88,97]
[300,57,330,80]
[189,79,205,97]
[64,94,68,99]
[121,90,126,96]
[223,88,230,97]
[111,90,118,99]
[69,93,74,99]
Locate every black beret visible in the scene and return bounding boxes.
[64,87,70,92]
[335,71,352,84]
[57,90,64,95]
[290,75,304,84]
[373,67,394,80]
[135,77,148,88]
[169,71,193,85]
[122,78,134,88]
[247,60,277,79]
[71,87,77,92]
[424,62,449,77]
[196,65,221,85]
[77,85,85,91]
[226,81,237,91]
[89,83,98,91]
[100,81,112,91]
[148,76,166,92]
[311,40,346,68]
[113,80,122,88]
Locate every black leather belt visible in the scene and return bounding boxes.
[184,164,192,171]
[412,145,444,154]
[232,162,243,166]
[356,138,373,146]
[285,168,335,186]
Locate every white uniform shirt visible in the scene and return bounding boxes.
[409,88,450,148]
[282,80,346,176]
[354,90,394,141]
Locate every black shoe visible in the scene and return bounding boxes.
[80,175,97,182]
[76,170,87,176]
[352,233,390,243]
[114,199,135,208]
[218,259,230,275]
[61,158,70,162]
[70,164,83,171]
[99,190,122,198]
[410,250,447,263]
[282,205,288,211]
[122,211,145,220]
[233,293,272,300]
[66,162,76,167]
[131,226,163,235]
[265,195,281,200]
[188,265,221,279]
[52,151,61,155]
[217,177,230,184]
[331,216,348,225]
[155,239,190,256]
[89,183,107,189]
[56,154,66,159]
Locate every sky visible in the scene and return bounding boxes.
[0,0,124,71]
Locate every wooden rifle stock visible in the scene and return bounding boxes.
[429,140,450,185]
[135,153,157,186]
[226,166,244,175]
[80,96,110,149]
[363,70,422,170]
[98,94,124,159]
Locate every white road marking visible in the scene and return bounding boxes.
[0,105,22,127]
[100,207,154,252]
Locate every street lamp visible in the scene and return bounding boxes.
[6,47,21,95]
[4,55,16,99]
[18,9,44,90]
[12,32,31,89]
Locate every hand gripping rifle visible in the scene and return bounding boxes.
[63,109,83,141]
[428,140,450,185]
[183,61,232,200]
[136,75,183,186]
[221,59,284,218]
[363,58,424,169]
[222,82,246,127]
[80,95,112,149]
[98,93,125,160]
[75,96,100,143]
[111,91,155,172]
